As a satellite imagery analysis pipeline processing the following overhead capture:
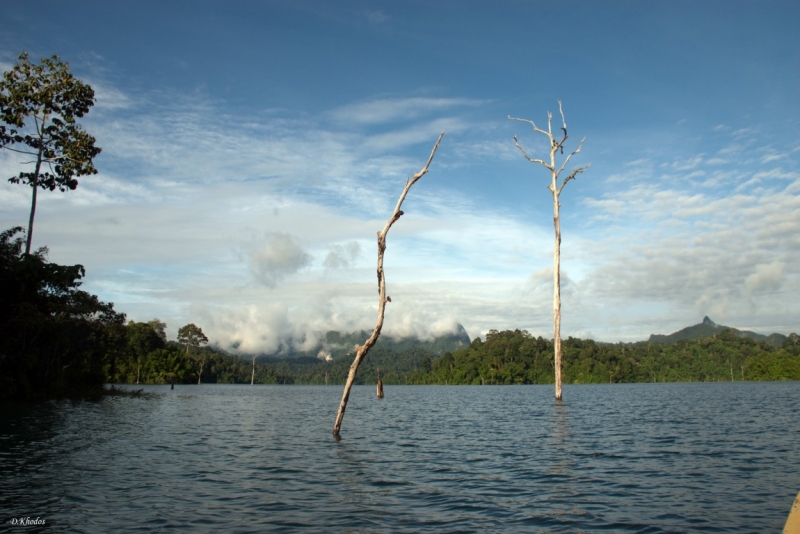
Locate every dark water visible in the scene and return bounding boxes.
[1,383,798,533]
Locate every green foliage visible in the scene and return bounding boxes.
[1,52,100,189]
[0,227,125,400]
[104,326,800,387]
[1,52,101,253]
[413,328,800,385]
[177,323,208,353]
[649,316,787,346]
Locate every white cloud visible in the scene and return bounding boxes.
[3,75,799,348]
[249,233,312,288]
[324,241,361,269]
[328,97,484,125]
[762,153,786,163]
[745,262,785,294]
[673,155,704,171]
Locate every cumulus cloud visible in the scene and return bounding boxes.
[324,241,361,269]
[249,233,311,288]
[745,262,785,294]
[190,302,295,355]
[525,267,572,292]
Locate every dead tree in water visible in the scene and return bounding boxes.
[376,369,384,398]
[509,102,589,401]
[333,132,444,437]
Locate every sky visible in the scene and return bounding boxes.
[1,1,799,353]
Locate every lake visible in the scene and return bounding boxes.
[1,382,798,532]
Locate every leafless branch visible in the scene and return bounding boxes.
[513,136,552,170]
[2,146,39,156]
[555,137,586,177]
[554,100,569,152]
[508,115,552,140]
[333,131,445,437]
[509,101,588,403]
[558,163,591,195]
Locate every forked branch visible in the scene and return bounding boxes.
[333,131,445,438]
[513,135,551,170]
[508,101,588,403]
[558,164,591,195]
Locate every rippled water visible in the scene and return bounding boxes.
[1,382,799,532]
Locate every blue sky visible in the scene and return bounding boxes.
[2,1,799,352]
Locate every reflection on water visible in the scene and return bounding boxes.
[1,383,798,532]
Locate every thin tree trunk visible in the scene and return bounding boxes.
[136,358,141,384]
[509,102,589,402]
[553,188,562,400]
[25,126,46,255]
[251,356,256,385]
[197,360,204,385]
[333,132,444,437]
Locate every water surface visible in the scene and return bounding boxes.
[1,382,798,532]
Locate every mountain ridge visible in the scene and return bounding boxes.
[648,316,787,346]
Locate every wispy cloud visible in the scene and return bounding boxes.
[328,97,485,125]
[2,73,799,350]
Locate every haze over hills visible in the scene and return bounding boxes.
[250,317,793,364]
[255,324,471,363]
[648,317,788,347]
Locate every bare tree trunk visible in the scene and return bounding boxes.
[197,359,204,385]
[136,358,141,384]
[25,122,46,255]
[510,102,589,402]
[251,355,256,385]
[333,132,444,437]
[553,189,563,400]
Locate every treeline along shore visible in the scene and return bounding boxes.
[113,326,800,387]
[2,226,799,401]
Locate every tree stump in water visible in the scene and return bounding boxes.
[376,379,384,398]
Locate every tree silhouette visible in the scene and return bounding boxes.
[177,323,209,385]
[1,52,101,254]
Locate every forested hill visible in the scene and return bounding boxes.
[106,324,800,387]
[417,328,800,385]
[648,316,787,346]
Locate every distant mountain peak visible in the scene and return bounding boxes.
[648,317,786,346]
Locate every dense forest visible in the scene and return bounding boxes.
[2,225,799,401]
[415,328,800,385]
[107,326,800,387]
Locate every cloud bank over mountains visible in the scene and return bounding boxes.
[1,71,798,354]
